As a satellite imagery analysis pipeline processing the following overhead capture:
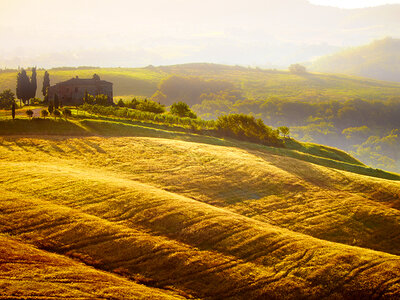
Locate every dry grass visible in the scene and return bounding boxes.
[1,136,400,298]
[0,234,185,299]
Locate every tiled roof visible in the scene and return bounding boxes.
[54,78,112,86]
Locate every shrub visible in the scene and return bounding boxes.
[136,99,165,114]
[278,126,290,138]
[63,108,72,120]
[289,64,307,74]
[53,109,61,120]
[0,89,16,109]
[26,109,33,119]
[216,114,281,146]
[48,102,54,115]
[40,109,49,119]
[170,102,197,119]
[117,99,125,107]
[95,94,110,106]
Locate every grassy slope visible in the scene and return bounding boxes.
[1,117,398,181]
[0,234,184,299]
[2,64,400,101]
[1,135,400,298]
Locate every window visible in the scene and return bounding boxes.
[75,87,78,93]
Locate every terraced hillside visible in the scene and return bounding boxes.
[1,134,400,299]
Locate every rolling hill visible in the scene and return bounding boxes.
[311,37,400,82]
[1,116,400,298]
[2,63,400,103]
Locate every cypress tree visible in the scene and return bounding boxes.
[30,67,37,101]
[84,90,89,104]
[11,102,15,120]
[48,101,54,115]
[54,93,59,109]
[42,71,50,97]
[16,69,30,105]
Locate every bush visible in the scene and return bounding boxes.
[26,109,33,119]
[289,64,307,74]
[136,99,165,114]
[117,99,125,107]
[0,89,15,109]
[53,109,61,120]
[278,126,290,138]
[170,102,197,118]
[63,108,72,120]
[40,109,49,119]
[216,114,281,146]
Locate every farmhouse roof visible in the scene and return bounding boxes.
[54,77,112,86]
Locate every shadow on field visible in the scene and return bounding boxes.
[0,119,89,136]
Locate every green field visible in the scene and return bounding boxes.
[2,64,400,101]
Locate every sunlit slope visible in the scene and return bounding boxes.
[1,136,400,256]
[1,159,400,298]
[2,64,400,101]
[0,234,184,299]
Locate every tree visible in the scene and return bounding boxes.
[136,99,165,114]
[11,102,15,120]
[278,126,290,138]
[216,114,281,146]
[289,64,307,74]
[48,101,54,115]
[42,71,50,97]
[53,109,61,120]
[16,69,31,105]
[30,67,37,101]
[62,108,71,120]
[54,93,59,109]
[40,109,49,119]
[26,109,33,119]
[0,89,15,109]
[95,94,109,106]
[117,99,125,107]
[170,101,197,118]
[83,90,94,104]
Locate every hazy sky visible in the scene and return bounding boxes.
[0,0,399,68]
[309,0,400,8]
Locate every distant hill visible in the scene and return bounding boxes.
[2,63,400,103]
[311,37,400,82]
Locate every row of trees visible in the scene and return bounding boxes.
[24,107,71,120]
[16,68,37,105]
[14,69,50,106]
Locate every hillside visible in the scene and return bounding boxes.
[2,63,400,103]
[1,117,400,297]
[311,37,400,82]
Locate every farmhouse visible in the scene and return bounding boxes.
[47,75,113,105]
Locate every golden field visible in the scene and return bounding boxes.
[1,134,400,299]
